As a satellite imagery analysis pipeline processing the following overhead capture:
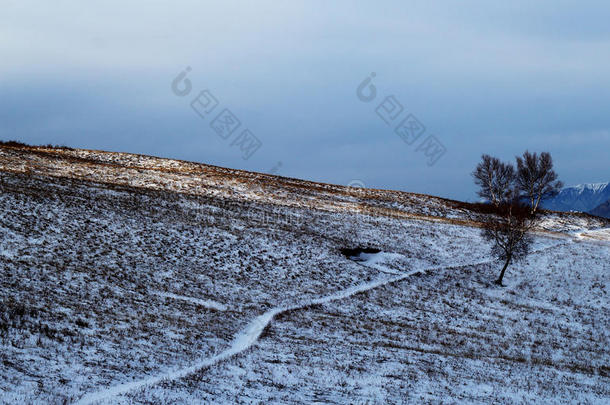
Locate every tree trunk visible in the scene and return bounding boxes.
[533,195,541,215]
[495,255,511,286]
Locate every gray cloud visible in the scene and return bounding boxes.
[1,0,609,200]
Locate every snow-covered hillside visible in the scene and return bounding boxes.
[1,145,609,404]
[541,182,610,215]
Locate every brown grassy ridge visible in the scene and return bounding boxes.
[1,142,607,236]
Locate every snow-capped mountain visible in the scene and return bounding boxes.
[541,182,610,215]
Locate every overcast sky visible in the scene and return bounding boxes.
[1,0,609,200]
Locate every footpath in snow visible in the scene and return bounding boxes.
[151,291,227,311]
[75,241,569,404]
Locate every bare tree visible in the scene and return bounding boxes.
[515,151,563,214]
[472,153,549,285]
[480,198,536,285]
[472,154,515,207]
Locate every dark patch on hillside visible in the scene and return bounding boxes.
[340,247,381,259]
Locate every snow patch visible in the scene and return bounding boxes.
[151,291,227,311]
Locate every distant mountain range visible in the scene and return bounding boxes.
[541,182,610,218]
[590,199,610,219]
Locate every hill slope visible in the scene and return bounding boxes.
[590,199,610,219]
[1,145,609,404]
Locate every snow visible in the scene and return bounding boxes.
[151,291,227,311]
[576,227,610,243]
[542,181,610,213]
[350,252,405,274]
[571,182,609,194]
[75,308,280,405]
[1,145,609,404]
[161,237,607,404]
[76,253,426,404]
[80,244,557,404]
